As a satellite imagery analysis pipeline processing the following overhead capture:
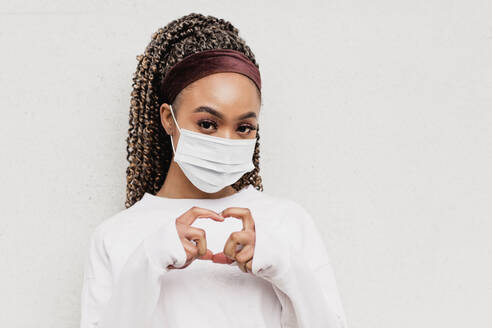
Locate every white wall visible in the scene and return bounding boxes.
[1,1,490,327]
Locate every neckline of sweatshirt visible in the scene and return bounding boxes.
[137,184,260,208]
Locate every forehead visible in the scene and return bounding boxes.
[176,72,261,114]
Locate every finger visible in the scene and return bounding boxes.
[212,252,235,264]
[184,226,207,258]
[235,244,254,263]
[182,238,199,261]
[169,260,192,270]
[245,258,253,273]
[223,231,251,261]
[236,245,254,273]
[198,248,214,261]
[220,207,255,231]
[179,206,225,226]
[238,260,247,273]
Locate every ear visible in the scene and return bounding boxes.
[159,103,174,135]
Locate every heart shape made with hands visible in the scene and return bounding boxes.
[190,212,248,265]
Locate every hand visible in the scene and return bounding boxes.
[168,206,225,270]
[212,207,256,274]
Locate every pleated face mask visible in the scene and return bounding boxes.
[169,104,257,193]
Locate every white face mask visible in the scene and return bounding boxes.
[168,104,257,193]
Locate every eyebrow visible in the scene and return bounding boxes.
[192,106,257,121]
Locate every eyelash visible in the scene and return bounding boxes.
[197,119,257,134]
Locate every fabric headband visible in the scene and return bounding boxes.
[159,48,261,104]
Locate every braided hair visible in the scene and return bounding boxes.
[125,13,264,208]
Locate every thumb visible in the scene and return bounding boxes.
[212,252,235,264]
[198,249,214,261]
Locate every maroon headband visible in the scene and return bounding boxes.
[159,48,261,104]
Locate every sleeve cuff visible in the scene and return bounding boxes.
[251,217,292,280]
[143,219,188,272]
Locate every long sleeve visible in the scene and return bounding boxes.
[251,202,348,328]
[80,218,188,328]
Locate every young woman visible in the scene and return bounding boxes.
[80,12,348,328]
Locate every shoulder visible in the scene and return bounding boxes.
[86,199,181,275]
[250,190,330,262]
[248,188,317,230]
[91,202,137,236]
[89,199,168,250]
[246,186,302,209]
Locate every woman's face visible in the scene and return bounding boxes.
[160,72,261,143]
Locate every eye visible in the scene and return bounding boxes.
[237,124,257,135]
[197,119,217,132]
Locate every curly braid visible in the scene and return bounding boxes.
[125,13,264,208]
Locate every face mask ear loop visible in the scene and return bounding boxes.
[169,104,181,155]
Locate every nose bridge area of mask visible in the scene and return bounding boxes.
[178,130,256,164]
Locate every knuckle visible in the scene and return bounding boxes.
[230,232,240,242]
[236,253,245,262]
[190,206,200,214]
[224,249,233,259]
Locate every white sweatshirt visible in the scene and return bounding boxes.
[80,184,348,328]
